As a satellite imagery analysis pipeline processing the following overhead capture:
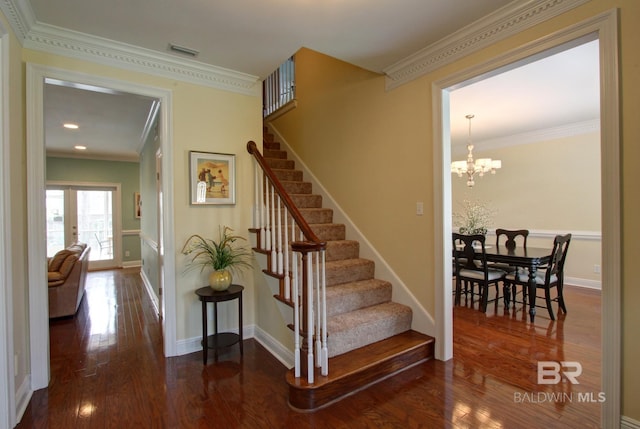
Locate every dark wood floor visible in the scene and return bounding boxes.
[17,269,601,428]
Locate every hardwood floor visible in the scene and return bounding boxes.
[17,269,601,428]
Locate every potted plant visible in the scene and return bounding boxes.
[181,226,252,291]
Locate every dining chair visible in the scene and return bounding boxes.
[503,233,571,320]
[493,228,529,304]
[452,233,506,312]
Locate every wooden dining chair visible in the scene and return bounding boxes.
[504,233,571,320]
[493,228,529,304]
[453,233,506,312]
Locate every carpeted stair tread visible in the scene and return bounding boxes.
[325,258,375,286]
[290,194,323,208]
[326,302,412,357]
[310,223,346,241]
[298,207,334,224]
[273,168,303,182]
[264,149,287,159]
[265,158,295,170]
[325,279,392,317]
[325,240,360,261]
[282,180,312,194]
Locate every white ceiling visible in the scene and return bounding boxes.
[26,0,599,160]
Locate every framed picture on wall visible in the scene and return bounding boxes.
[189,151,236,205]
[134,192,141,218]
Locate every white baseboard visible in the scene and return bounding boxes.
[122,260,141,268]
[566,276,601,290]
[139,269,160,316]
[14,375,31,424]
[622,415,640,429]
[253,325,294,369]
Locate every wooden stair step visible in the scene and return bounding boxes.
[286,330,434,411]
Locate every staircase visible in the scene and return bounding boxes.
[251,128,435,411]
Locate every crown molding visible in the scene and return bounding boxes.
[24,22,260,96]
[0,0,260,96]
[383,0,591,90]
[452,118,599,156]
[0,0,35,41]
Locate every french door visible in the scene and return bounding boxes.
[46,182,120,270]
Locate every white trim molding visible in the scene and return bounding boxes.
[622,415,640,429]
[384,0,591,90]
[0,1,260,96]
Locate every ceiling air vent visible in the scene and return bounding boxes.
[168,43,199,57]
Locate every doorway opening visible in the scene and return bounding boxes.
[433,11,620,426]
[26,64,177,392]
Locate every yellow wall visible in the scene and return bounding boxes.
[273,1,639,421]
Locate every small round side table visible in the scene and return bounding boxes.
[195,284,244,364]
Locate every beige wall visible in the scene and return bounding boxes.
[273,1,639,421]
[452,132,602,284]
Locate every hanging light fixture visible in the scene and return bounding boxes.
[451,114,501,187]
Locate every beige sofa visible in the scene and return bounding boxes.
[48,242,91,318]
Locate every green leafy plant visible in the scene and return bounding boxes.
[181,226,252,275]
[454,199,495,235]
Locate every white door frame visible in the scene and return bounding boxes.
[0,23,16,429]
[26,64,177,391]
[433,10,620,426]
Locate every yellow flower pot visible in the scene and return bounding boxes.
[208,270,232,291]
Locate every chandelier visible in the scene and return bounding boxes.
[451,114,501,187]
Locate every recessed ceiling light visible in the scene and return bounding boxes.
[74,145,87,151]
[64,123,79,129]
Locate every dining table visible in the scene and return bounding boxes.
[482,244,554,322]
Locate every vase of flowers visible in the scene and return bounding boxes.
[454,199,495,235]
[181,226,252,291]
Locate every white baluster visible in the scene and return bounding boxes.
[306,253,314,384]
[259,173,265,250]
[276,195,283,275]
[283,211,291,300]
[263,177,270,251]
[253,163,260,230]
[315,251,321,368]
[270,183,277,272]
[320,249,328,376]
[292,249,300,378]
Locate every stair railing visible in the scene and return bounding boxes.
[247,140,328,383]
[263,56,295,118]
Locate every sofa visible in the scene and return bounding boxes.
[48,242,91,318]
